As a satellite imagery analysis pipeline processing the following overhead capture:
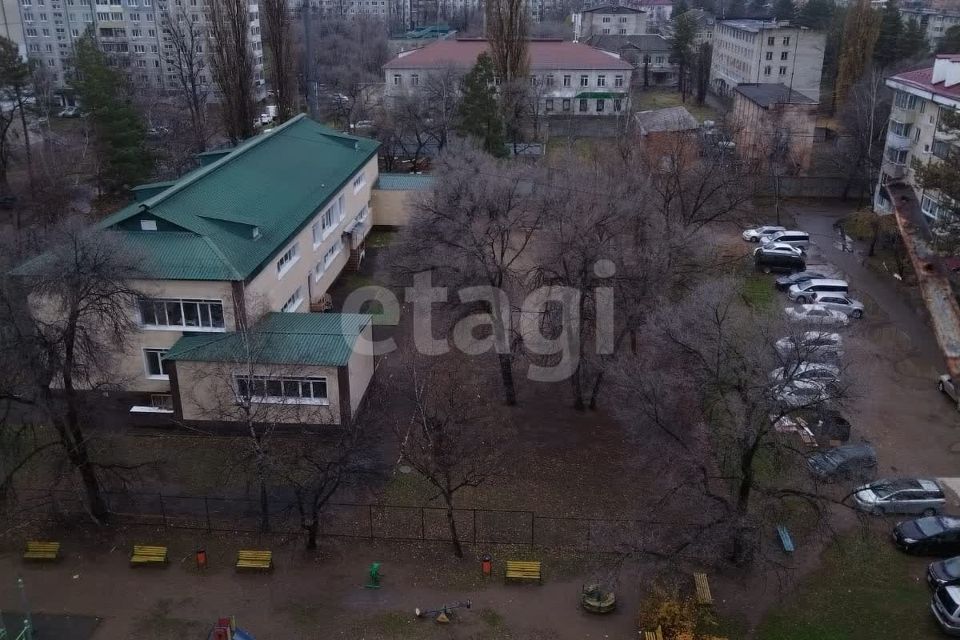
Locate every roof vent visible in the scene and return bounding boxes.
[252,226,261,239]
[140,219,158,231]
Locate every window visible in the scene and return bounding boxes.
[618,28,626,34]
[655,56,664,64]
[613,98,622,112]
[234,374,328,405]
[914,127,921,142]
[894,90,918,109]
[767,36,774,45]
[602,15,610,22]
[619,16,627,22]
[323,242,341,269]
[562,98,571,111]
[780,51,788,60]
[921,194,947,220]
[614,75,623,87]
[779,66,787,75]
[764,65,771,75]
[281,287,303,312]
[150,394,172,411]
[579,99,588,112]
[143,349,169,379]
[411,73,419,86]
[393,74,400,85]
[765,51,772,60]
[596,99,604,112]
[602,28,610,34]
[563,74,571,87]
[782,36,790,45]
[276,243,299,277]
[597,75,606,87]
[580,74,588,87]
[138,298,225,329]
[545,98,554,111]
[889,120,911,137]
[546,74,554,86]
[352,171,366,193]
[886,147,908,164]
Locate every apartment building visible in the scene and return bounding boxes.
[709,19,825,103]
[573,5,646,40]
[586,33,676,86]
[15,115,380,427]
[875,55,960,224]
[384,38,634,116]
[13,0,263,97]
[900,7,960,47]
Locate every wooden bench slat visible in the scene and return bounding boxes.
[24,541,61,561]
[236,549,272,570]
[694,572,713,605]
[130,545,168,566]
[505,560,541,584]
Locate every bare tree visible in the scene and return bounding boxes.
[207,0,257,143]
[485,0,529,83]
[161,3,211,152]
[312,18,389,128]
[261,0,297,121]
[831,66,890,204]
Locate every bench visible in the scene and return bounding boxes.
[693,572,713,606]
[130,545,168,566]
[236,550,273,571]
[23,541,60,561]
[642,626,665,640]
[505,560,541,584]
[777,524,796,553]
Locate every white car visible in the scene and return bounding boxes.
[939,374,959,409]
[809,292,864,319]
[754,242,803,257]
[774,331,844,361]
[770,361,840,384]
[771,379,834,409]
[784,304,850,326]
[742,225,786,242]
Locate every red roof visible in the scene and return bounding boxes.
[890,66,960,100]
[383,39,634,71]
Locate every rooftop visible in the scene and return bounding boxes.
[734,83,817,107]
[634,106,700,134]
[585,34,671,52]
[719,19,798,32]
[383,39,633,71]
[164,312,372,367]
[580,4,644,13]
[22,115,379,282]
[890,64,960,101]
[376,173,437,190]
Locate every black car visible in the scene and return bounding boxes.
[755,251,806,274]
[894,516,960,555]
[807,443,876,481]
[775,271,828,291]
[929,556,960,588]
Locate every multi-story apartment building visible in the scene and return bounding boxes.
[875,55,960,224]
[709,19,826,103]
[573,5,646,40]
[13,0,263,97]
[384,38,634,116]
[586,33,677,86]
[900,7,960,47]
[15,115,380,427]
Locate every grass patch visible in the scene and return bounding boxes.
[632,88,718,123]
[741,274,775,310]
[757,531,941,640]
[381,469,436,505]
[368,229,398,248]
[546,137,618,161]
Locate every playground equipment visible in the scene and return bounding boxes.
[364,562,382,589]
[209,617,255,640]
[414,600,471,623]
[580,583,616,614]
[0,577,34,640]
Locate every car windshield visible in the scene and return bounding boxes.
[917,517,960,536]
[945,558,960,578]
[870,480,914,499]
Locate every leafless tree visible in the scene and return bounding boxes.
[207,0,257,143]
[830,67,891,203]
[261,0,297,121]
[485,0,529,83]
[161,3,211,152]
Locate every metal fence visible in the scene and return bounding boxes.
[11,489,693,552]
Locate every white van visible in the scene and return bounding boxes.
[787,279,849,303]
[761,230,811,252]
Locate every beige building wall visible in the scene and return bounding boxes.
[730,93,816,174]
[371,189,417,226]
[174,360,344,425]
[348,323,375,412]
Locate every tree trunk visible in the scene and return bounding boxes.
[587,370,604,411]
[497,352,517,406]
[258,473,271,533]
[868,217,880,257]
[443,494,463,558]
[571,365,585,411]
[16,92,34,195]
[306,518,319,550]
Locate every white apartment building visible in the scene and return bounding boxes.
[709,19,825,104]
[875,55,960,223]
[573,5,646,41]
[384,38,634,116]
[12,0,263,97]
[900,7,960,48]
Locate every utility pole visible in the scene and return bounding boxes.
[302,1,319,119]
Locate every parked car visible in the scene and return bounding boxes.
[807,443,877,481]
[787,279,850,303]
[939,375,959,408]
[852,478,945,516]
[932,585,960,635]
[928,557,960,589]
[755,249,805,274]
[771,379,835,409]
[894,516,960,555]
[774,331,844,361]
[57,106,80,118]
[770,362,840,384]
[754,242,803,258]
[761,230,811,252]
[775,271,829,291]
[742,225,786,242]
[809,292,864,319]
[784,304,850,326]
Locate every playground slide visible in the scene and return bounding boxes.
[232,629,255,640]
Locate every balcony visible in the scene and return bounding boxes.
[890,106,917,124]
[882,160,907,179]
[886,130,913,151]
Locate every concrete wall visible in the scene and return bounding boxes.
[372,189,417,226]
[730,92,817,174]
[348,323,375,413]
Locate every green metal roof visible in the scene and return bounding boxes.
[164,312,372,367]
[20,115,380,282]
[376,173,436,191]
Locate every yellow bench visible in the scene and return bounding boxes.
[642,626,665,640]
[23,541,60,561]
[694,572,713,606]
[236,549,273,571]
[505,560,541,584]
[130,545,168,566]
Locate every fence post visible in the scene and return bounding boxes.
[472,509,477,544]
[368,504,374,539]
[204,496,211,532]
[158,493,166,527]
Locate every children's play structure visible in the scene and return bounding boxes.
[209,617,255,640]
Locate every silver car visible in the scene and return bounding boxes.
[774,331,844,362]
[933,585,960,636]
[742,225,786,242]
[784,304,850,327]
[940,375,960,409]
[809,292,864,319]
[852,478,946,516]
[770,362,841,384]
[771,379,834,409]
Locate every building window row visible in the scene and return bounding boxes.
[234,374,329,404]
[139,297,225,330]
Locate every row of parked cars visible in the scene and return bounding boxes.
[745,222,960,636]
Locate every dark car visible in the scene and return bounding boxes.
[929,556,960,589]
[893,516,960,555]
[775,271,828,291]
[755,250,806,275]
[807,443,877,481]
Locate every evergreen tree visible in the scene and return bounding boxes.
[873,0,903,68]
[73,33,152,192]
[670,13,699,102]
[773,0,796,21]
[726,0,747,17]
[899,18,929,59]
[937,24,960,54]
[673,0,690,18]
[748,0,768,17]
[457,53,507,158]
[797,0,835,29]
